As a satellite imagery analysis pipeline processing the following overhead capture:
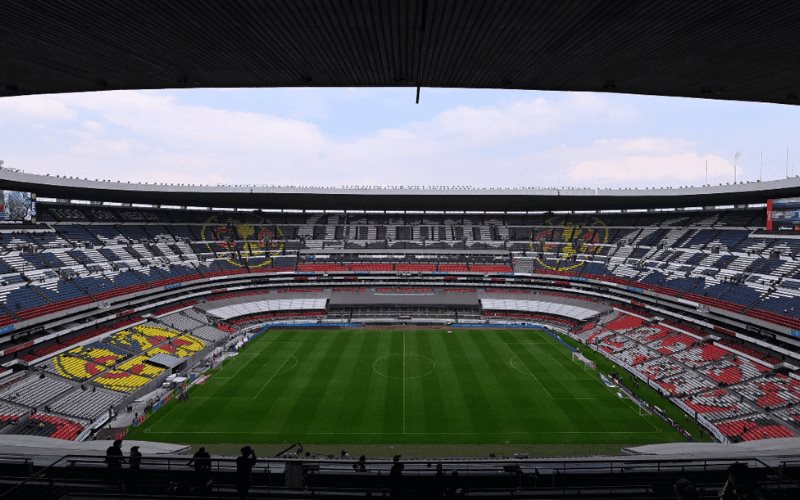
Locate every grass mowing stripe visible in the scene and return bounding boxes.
[470,331,534,432]
[278,332,351,434]
[358,332,392,434]
[402,331,406,433]
[448,332,503,434]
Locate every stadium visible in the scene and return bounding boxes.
[2,1,800,499]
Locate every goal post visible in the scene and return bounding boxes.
[572,350,596,370]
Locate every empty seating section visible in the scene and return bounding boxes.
[0,375,73,408]
[0,401,27,429]
[24,322,207,395]
[647,332,696,355]
[671,343,730,368]
[590,333,632,354]
[697,357,770,386]
[12,413,85,441]
[715,416,796,442]
[93,370,153,393]
[623,324,672,344]
[568,311,800,441]
[656,371,717,396]
[44,355,106,381]
[682,389,755,422]
[613,344,659,367]
[603,313,646,332]
[735,374,800,410]
[116,356,165,378]
[66,345,127,367]
[640,358,685,380]
[49,387,123,420]
[190,325,229,342]
[159,312,205,332]
[19,317,144,362]
[718,339,781,365]
[774,406,800,427]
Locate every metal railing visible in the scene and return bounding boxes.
[1,454,798,499]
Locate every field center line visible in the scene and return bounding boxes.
[402,331,406,434]
[250,343,304,400]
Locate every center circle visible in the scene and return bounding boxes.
[372,354,436,380]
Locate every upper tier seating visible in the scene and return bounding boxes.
[1,205,800,333]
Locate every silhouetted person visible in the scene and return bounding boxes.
[128,446,141,469]
[353,455,367,472]
[719,463,766,500]
[434,463,447,497]
[127,446,142,492]
[105,439,124,487]
[188,446,212,491]
[674,477,698,500]
[390,454,404,498]
[236,446,257,499]
[105,439,123,468]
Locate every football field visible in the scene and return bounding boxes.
[128,328,683,446]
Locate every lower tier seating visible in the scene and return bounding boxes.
[0,375,74,408]
[715,416,796,442]
[11,413,85,441]
[681,389,755,422]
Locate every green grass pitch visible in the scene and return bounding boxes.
[128,328,685,446]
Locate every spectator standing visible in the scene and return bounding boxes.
[127,446,142,492]
[353,455,367,472]
[188,446,212,491]
[105,439,124,468]
[235,446,257,499]
[128,446,142,469]
[390,454,404,498]
[105,439,124,487]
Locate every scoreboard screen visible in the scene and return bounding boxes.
[767,197,800,231]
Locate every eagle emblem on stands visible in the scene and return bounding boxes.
[530,218,609,272]
[201,216,285,268]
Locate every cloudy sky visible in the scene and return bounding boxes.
[0,87,798,189]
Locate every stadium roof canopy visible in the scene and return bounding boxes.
[2,168,799,211]
[2,1,800,105]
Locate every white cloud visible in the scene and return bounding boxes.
[0,95,77,120]
[1,89,744,190]
[567,138,735,185]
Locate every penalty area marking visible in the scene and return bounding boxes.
[508,356,556,399]
[214,341,303,380]
[508,356,618,401]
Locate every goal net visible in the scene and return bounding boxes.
[572,351,596,370]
